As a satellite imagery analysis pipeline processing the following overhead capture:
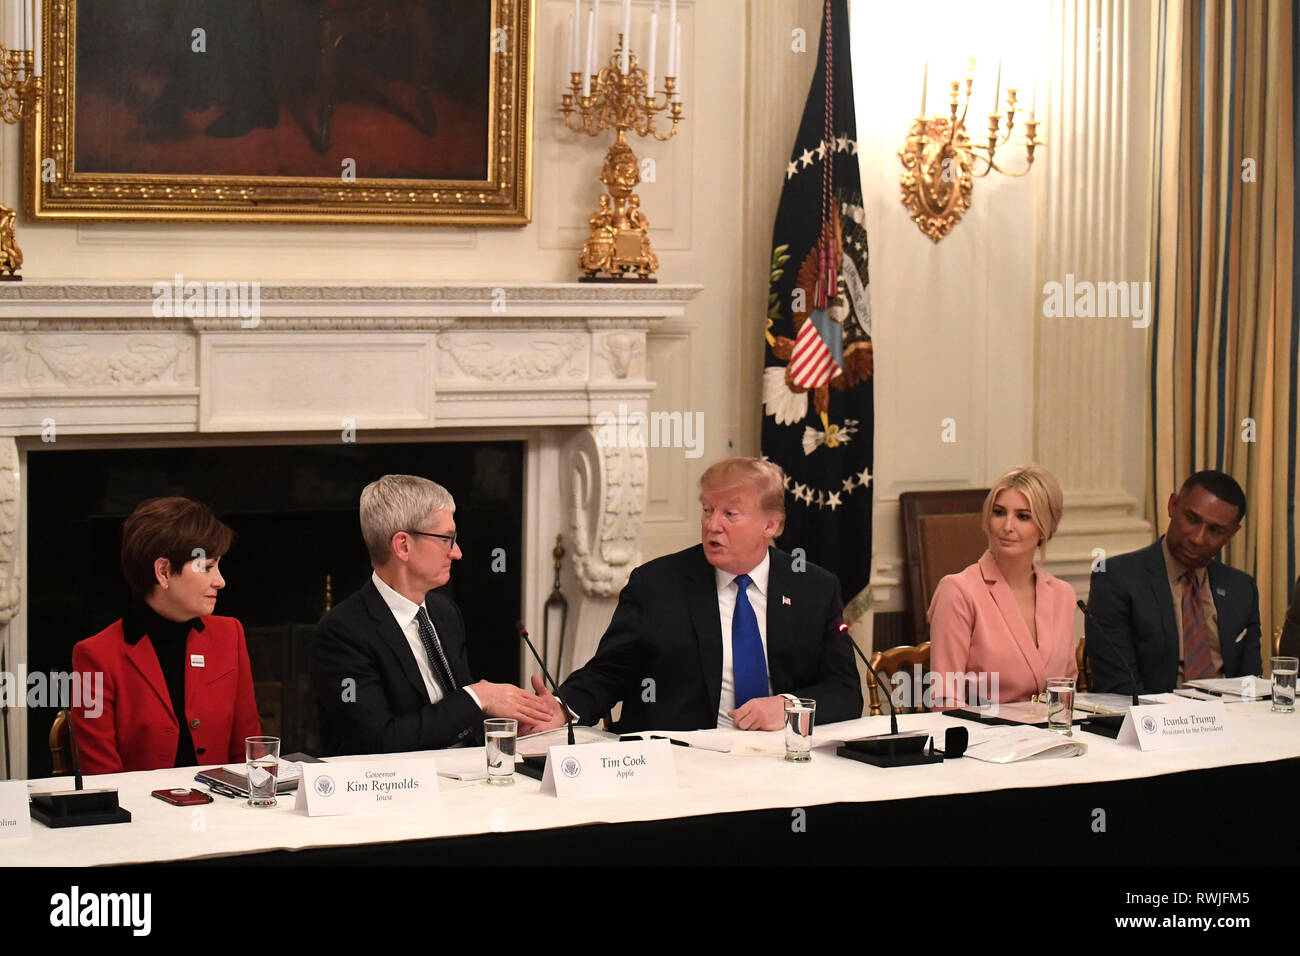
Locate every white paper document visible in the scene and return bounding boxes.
[433,747,521,782]
[1185,676,1272,700]
[1074,693,1163,715]
[516,725,618,757]
[963,725,1088,763]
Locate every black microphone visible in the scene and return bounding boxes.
[516,620,575,747]
[1077,599,1139,739]
[68,707,84,792]
[834,621,938,768]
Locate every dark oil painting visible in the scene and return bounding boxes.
[72,0,491,181]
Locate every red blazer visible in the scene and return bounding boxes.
[71,615,261,775]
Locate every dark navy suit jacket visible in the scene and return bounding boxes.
[312,579,481,756]
[561,545,863,732]
[1085,539,1262,694]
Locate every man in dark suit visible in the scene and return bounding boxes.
[1086,470,1262,694]
[312,475,550,756]
[531,458,862,733]
[1280,576,1300,658]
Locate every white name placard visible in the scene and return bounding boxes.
[541,739,677,798]
[0,781,32,840]
[295,759,441,816]
[1118,701,1229,751]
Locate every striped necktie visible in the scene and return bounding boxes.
[1181,571,1215,681]
[415,606,459,694]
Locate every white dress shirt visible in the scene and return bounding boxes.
[714,552,773,728]
[372,571,481,710]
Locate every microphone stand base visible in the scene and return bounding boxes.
[30,788,131,828]
[1081,715,1125,739]
[837,733,942,768]
[515,756,547,781]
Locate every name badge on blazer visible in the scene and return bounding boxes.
[190,654,205,668]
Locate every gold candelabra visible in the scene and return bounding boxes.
[560,36,683,281]
[899,63,1041,243]
[0,45,40,279]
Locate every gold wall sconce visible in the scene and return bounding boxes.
[899,58,1042,243]
[1,2,42,280]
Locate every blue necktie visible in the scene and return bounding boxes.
[732,574,768,707]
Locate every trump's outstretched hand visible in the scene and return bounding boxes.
[516,674,569,736]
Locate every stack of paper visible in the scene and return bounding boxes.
[963,725,1088,763]
[1185,676,1272,701]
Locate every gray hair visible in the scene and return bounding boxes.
[360,475,455,565]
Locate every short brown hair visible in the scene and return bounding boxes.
[699,458,787,533]
[120,497,235,599]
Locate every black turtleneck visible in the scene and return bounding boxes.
[123,599,205,768]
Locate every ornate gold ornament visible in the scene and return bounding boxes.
[0,44,41,279]
[560,37,682,281]
[899,60,1042,243]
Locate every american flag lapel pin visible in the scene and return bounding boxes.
[782,596,791,606]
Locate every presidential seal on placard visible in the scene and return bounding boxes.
[561,757,582,779]
[314,775,336,797]
[1141,716,1157,735]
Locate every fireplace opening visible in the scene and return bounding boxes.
[23,439,524,777]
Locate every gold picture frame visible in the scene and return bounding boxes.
[24,0,533,224]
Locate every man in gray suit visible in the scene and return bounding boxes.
[1086,471,1262,694]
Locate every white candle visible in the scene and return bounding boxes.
[24,0,30,52]
[920,58,928,116]
[32,0,39,73]
[991,56,1002,113]
[1029,74,1037,122]
[668,0,677,75]
[674,20,683,100]
[593,0,600,62]
[620,0,630,74]
[647,4,658,94]
[570,0,579,72]
[583,9,594,96]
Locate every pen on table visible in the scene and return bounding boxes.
[197,778,242,798]
[620,734,691,747]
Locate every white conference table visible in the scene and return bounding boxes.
[7,704,1298,866]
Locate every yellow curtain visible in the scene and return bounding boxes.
[1149,0,1298,672]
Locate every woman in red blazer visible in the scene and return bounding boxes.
[71,497,260,775]
[927,464,1079,707]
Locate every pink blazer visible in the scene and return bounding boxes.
[927,551,1078,706]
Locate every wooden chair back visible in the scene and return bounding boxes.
[49,709,73,776]
[900,489,990,645]
[867,642,931,716]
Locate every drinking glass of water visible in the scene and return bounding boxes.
[783,697,817,762]
[245,736,280,808]
[1271,657,1298,714]
[1045,678,1075,736]
[484,718,518,785]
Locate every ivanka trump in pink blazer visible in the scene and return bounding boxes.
[927,551,1078,706]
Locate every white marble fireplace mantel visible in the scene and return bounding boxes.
[0,281,702,778]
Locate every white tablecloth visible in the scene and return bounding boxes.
[6,704,1297,866]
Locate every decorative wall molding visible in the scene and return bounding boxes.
[0,437,18,626]
[568,427,648,598]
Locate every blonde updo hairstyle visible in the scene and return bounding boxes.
[982,463,1064,559]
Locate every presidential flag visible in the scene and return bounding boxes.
[761,0,873,620]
